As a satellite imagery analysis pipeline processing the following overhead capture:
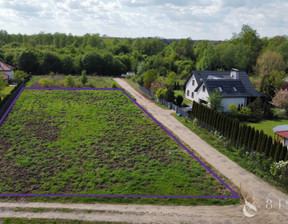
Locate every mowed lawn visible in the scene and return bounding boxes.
[0,89,237,205]
[245,119,288,137]
[174,90,191,105]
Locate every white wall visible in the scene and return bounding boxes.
[284,138,288,146]
[5,71,14,80]
[222,98,246,112]
[195,84,209,104]
[184,75,197,101]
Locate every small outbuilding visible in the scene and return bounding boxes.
[0,61,15,80]
[273,125,288,146]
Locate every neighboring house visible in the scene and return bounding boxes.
[273,125,288,147]
[184,69,262,111]
[0,61,15,80]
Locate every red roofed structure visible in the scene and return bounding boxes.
[273,125,288,146]
[2,73,9,80]
[0,61,15,80]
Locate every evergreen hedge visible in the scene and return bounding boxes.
[190,101,288,162]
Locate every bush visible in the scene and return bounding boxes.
[228,103,238,117]
[14,70,28,83]
[64,75,75,87]
[150,77,166,93]
[38,78,54,87]
[270,160,288,184]
[239,107,252,121]
[164,89,175,102]
[155,88,167,99]
[273,108,287,119]
[176,95,183,107]
[111,81,118,88]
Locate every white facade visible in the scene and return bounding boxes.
[185,75,247,112]
[222,98,246,112]
[184,75,197,101]
[5,70,14,80]
[194,84,209,104]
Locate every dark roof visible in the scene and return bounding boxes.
[185,70,262,98]
[205,80,251,97]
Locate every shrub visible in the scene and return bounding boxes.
[111,81,118,88]
[164,89,175,102]
[228,103,238,117]
[38,78,54,87]
[270,160,288,184]
[64,75,75,87]
[176,95,183,107]
[150,77,166,93]
[81,70,88,86]
[14,70,28,83]
[155,88,167,99]
[239,107,252,121]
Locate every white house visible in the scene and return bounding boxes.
[184,69,262,111]
[0,61,15,80]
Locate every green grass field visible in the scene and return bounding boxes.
[0,86,15,100]
[0,89,237,205]
[244,119,288,137]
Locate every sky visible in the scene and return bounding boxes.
[0,0,287,40]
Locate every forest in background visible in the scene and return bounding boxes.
[0,25,287,96]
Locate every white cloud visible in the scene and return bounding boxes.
[0,0,286,39]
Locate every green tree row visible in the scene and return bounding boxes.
[191,102,288,162]
[1,25,288,79]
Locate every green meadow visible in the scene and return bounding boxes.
[0,89,238,205]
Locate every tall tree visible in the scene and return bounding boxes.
[82,52,104,75]
[143,69,158,89]
[260,70,286,101]
[39,52,62,74]
[17,50,38,74]
[255,50,286,76]
[208,89,223,112]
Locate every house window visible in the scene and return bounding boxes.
[187,90,190,96]
[192,92,194,98]
[192,80,195,86]
[233,87,237,92]
[203,85,206,92]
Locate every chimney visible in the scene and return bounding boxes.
[230,68,239,79]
